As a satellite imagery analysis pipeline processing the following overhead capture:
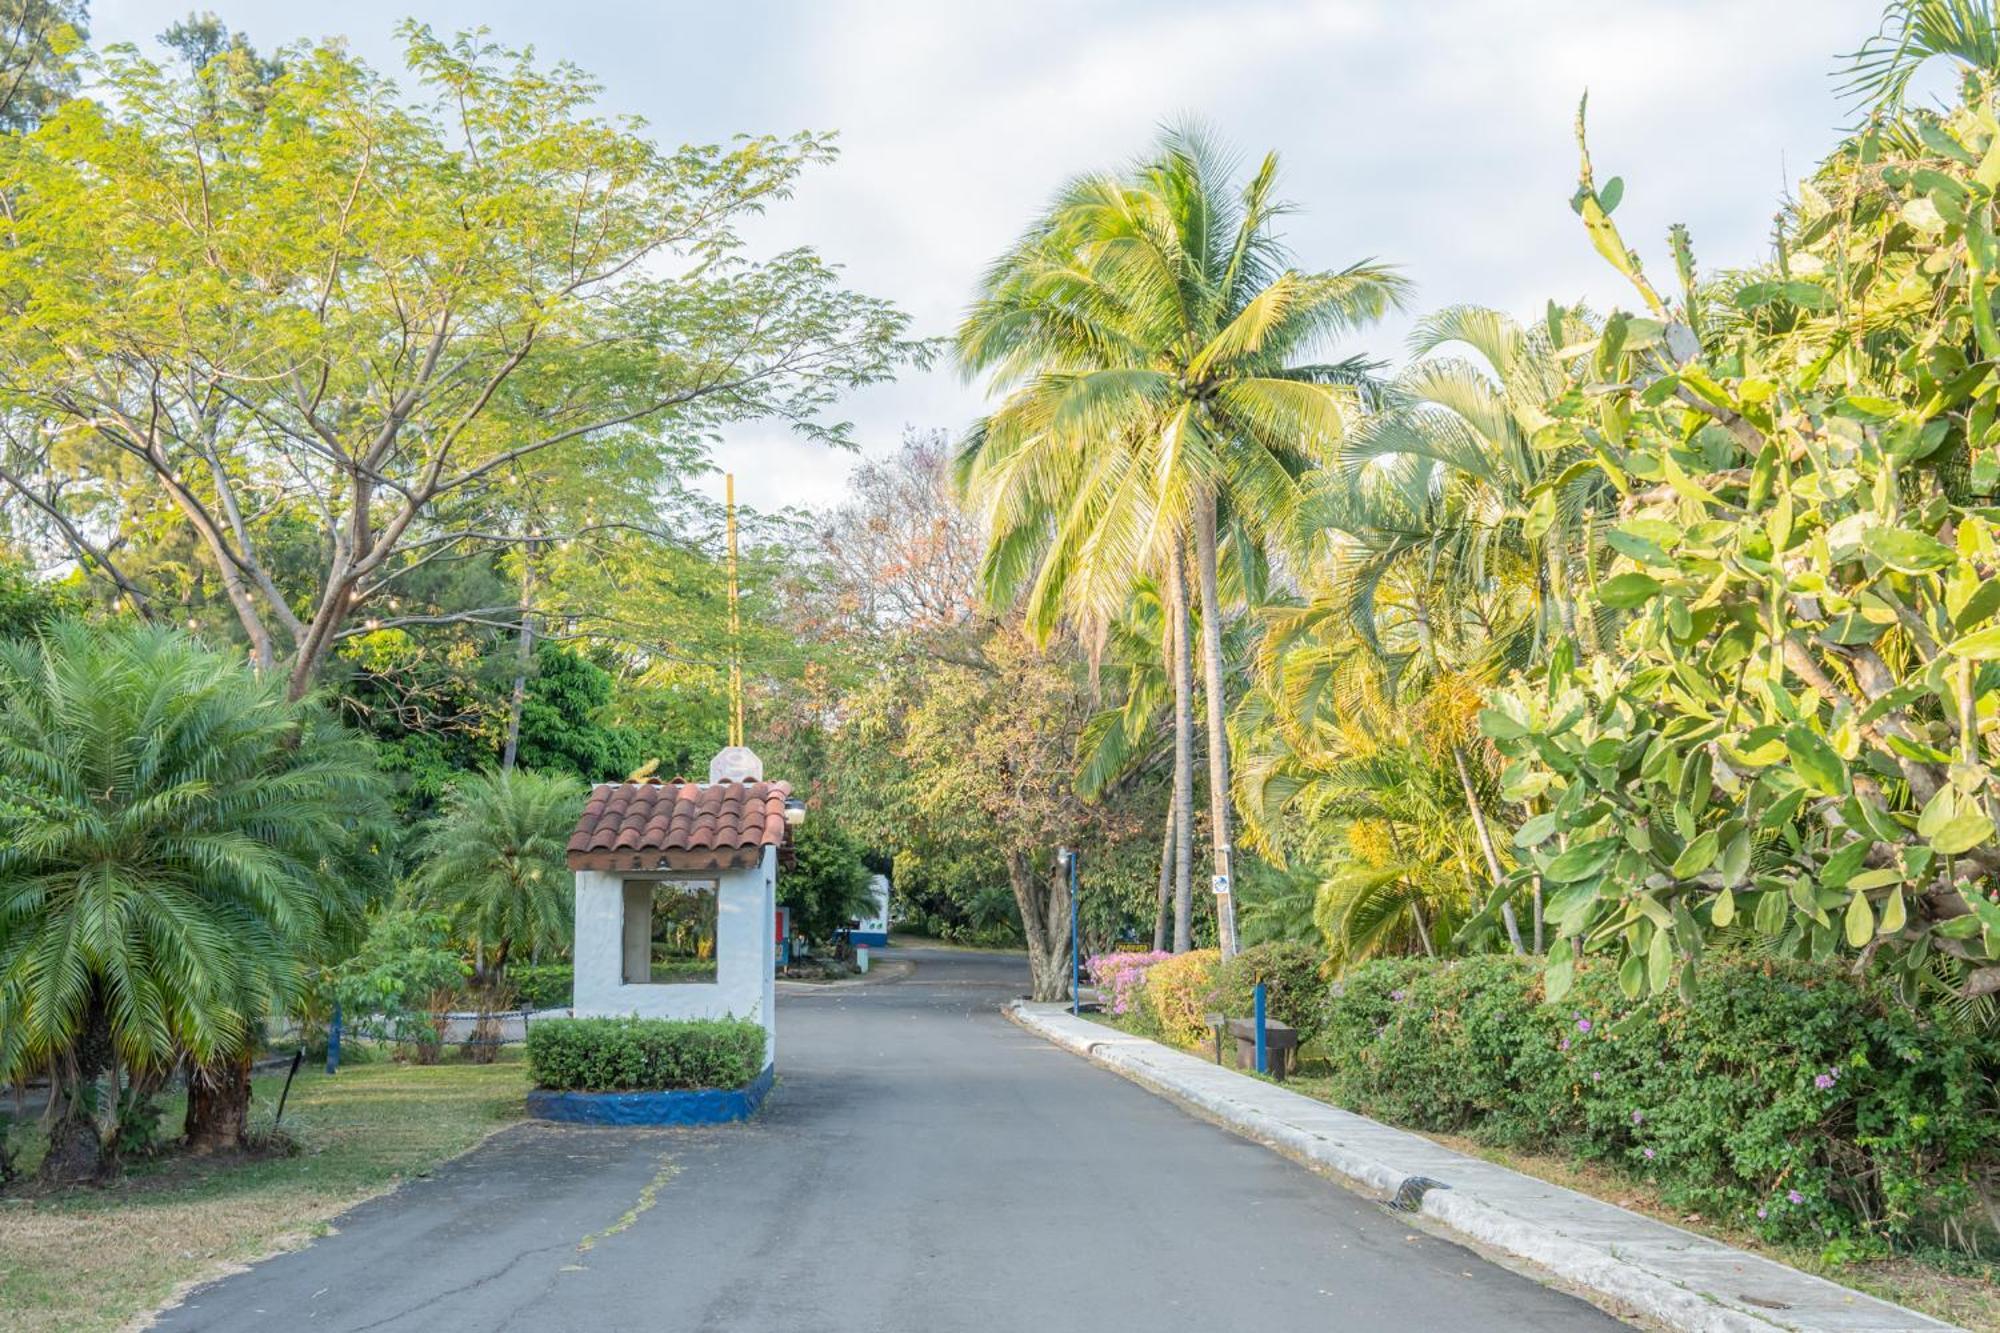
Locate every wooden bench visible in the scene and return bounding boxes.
[1203,1011,1298,1081]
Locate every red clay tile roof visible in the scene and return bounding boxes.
[566,779,794,873]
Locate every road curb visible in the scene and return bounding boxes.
[1005,1001,1963,1333]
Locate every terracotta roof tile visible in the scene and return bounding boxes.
[566,778,794,872]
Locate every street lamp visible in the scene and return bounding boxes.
[1061,848,1080,1015]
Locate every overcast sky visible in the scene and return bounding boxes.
[91,0,1918,515]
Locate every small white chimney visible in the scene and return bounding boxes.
[708,745,763,784]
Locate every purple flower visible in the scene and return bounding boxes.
[1631,1110,1644,1125]
[1390,989,1406,1002]
[1786,1190,1805,1205]
[1559,1037,1571,1052]
[1575,1017,1593,1033]
[1591,1071,1602,1082]
[1813,1072,1836,1091]
[1642,1148,1656,1160]
[1756,1207,1768,1219]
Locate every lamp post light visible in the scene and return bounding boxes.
[1061,848,1080,1015]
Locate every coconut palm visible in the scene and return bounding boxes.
[409,768,584,986]
[957,126,1405,957]
[0,622,387,1180]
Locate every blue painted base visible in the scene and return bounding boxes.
[528,1064,775,1125]
[848,931,888,948]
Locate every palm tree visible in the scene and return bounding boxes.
[957,126,1405,957]
[0,622,386,1179]
[409,768,583,986]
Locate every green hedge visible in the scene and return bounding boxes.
[510,963,572,1011]
[525,1016,765,1092]
[1320,955,1998,1252]
[1207,941,1327,1043]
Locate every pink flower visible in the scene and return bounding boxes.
[1786,1190,1805,1205]
[1575,1017,1593,1033]
[1631,1110,1644,1125]
[1756,1207,1767,1219]
[1559,1037,1571,1052]
[1642,1148,1655,1160]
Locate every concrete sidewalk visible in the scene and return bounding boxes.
[1008,1001,1962,1333]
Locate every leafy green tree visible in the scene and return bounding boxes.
[783,820,876,947]
[329,909,470,1060]
[515,645,648,781]
[0,622,387,1179]
[0,557,80,637]
[957,127,1405,957]
[0,0,83,133]
[0,23,920,697]
[1484,9,2000,1009]
[409,769,583,985]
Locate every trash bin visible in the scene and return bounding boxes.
[856,945,870,973]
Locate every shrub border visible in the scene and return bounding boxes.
[526,1062,775,1125]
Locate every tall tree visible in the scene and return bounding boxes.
[0,0,82,133]
[409,768,582,985]
[956,127,1404,957]
[0,24,919,698]
[0,623,386,1177]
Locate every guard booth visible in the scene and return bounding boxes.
[565,747,800,1069]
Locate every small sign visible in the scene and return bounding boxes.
[1211,874,1231,896]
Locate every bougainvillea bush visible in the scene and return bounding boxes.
[1134,949,1222,1048]
[1086,951,1171,1016]
[1206,941,1328,1042]
[1319,955,1998,1251]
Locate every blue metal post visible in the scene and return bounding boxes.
[326,1000,342,1075]
[1253,983,1268,1075]
[1068,850,1081,1015]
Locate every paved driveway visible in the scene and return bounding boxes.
[157,948,1624,1331]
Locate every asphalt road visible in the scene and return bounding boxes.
[157,948,1626,1331]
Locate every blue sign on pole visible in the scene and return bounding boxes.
[1253,982,1268,1075]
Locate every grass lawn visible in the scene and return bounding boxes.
[0,1050,529,1333]
[1084,1011,2000,1332]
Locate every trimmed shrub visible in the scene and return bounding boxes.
[526,1017,765,1092]
[1086,950,1170,1016]
[511,963,573,1011]
[1136,949,1220,1049]
[1206,941,1327,1043]
[1320,955,2000,1252]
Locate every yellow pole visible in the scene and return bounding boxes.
[726,473,743,748]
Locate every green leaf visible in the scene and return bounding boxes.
[1712,885,1736,927]
[1951,578,2000,631]
[1479,707,1529,740]
[1933,809,1995,856]
[1754,887,1788,935]
[1671,828,1719,879]
[1881,888,1907,935]
[1545,838,1619,882]
[1545,938,1575,1002]
[1599,571,1663,609]
[1647,923,1674,993]
[1514,812,1559,848]
[1863,527,1958,574]
[1618,950,1645,999]
[1946,623,2000,659]
[1719,828,1751,886]
[1845,889,1875,948]
[1785,727,1847,798]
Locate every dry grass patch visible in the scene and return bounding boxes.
[0,1051,528,1333]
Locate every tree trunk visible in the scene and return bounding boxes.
[1452,741,1525,955]
[183,1052,254,1155]
[38,991,112,1186]
[501,539,538,771]
[1168,544,1197,953]
[1007,850,1071,1002]
[1191,501,1238,959]
[1152,800,1173,954]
